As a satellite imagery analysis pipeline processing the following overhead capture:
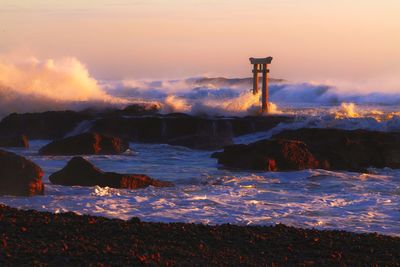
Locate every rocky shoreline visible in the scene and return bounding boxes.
[0,205,399,266]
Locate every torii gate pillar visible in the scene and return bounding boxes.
[249,57,273,113]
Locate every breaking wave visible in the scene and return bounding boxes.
[105,77,400,117]
[0,55,399,119]
[0,56,131,117]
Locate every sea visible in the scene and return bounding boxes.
[1,77,400,236]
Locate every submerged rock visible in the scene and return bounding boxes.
[39,133,129,155]
[214,139,322,171]
[273,128,400,172]
[0,149,44,196]
[49,157,173,189]
[0,135,29,148]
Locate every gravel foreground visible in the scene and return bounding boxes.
[0,205,399,266]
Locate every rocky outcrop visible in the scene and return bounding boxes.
[90,115,293,141]
[49,157,173,189]
[165,134,233,150]
[0,111,92,139]
[213,139,322,171]
[39,133,129,156]
[216,128,400,172]
[0,109,294,150]
[0,149,44,196]
[89,115,292,150]
[107,103,160,116]
[0,135,29,148]
[273,128,400,172]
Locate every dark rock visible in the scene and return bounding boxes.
[90,115,235,149]
[0,111,92,139]
[0,108,294,150]
[119,104,159,116]
[214,139,321,171]
[166,134,233,150]
[0,135,29,148]
[39,133,129,155]
[163,112,193,118]
[229,116,293,136]
[0,149,44,196]
[90,116,214,142]
[49,157,172,189]
[273,128,400,171]
[89,115,293,150]
[216,128,400,172]
[211,151,222,158]
[85,104,160,117]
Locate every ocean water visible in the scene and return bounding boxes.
[1,77,400,236]
[1,134,400,237]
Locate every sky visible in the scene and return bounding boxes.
[1,0,399,85]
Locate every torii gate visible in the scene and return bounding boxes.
[249,56,273,113]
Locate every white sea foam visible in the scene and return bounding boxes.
[0,56,131,117]
[91,186,121,197]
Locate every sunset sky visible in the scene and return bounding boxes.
[1,0,399,85]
